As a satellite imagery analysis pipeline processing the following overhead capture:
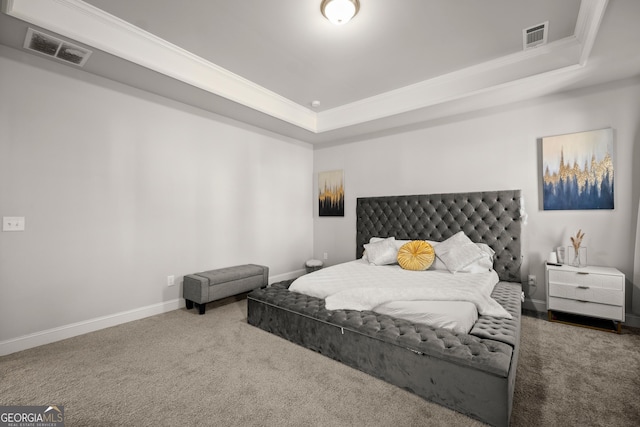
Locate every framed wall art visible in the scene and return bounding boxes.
[318,170,344,217]
[541,128,614,210]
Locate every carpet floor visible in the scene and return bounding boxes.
[1,297,638,426]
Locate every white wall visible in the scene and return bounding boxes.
[0,46,314,354]
[313,76,640,324]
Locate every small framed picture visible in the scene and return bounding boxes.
[318,170,344,217]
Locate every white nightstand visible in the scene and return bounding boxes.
[546,263,625,333]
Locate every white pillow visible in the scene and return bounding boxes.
[363,237,398,266]
[424,240,448,270]
[362,237,389,261]
[434,232,485,273]
[430,240,495,273]
[458,243,494,273]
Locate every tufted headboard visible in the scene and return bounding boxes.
[356,190,522,282]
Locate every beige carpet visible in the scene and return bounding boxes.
[1,297,639,426]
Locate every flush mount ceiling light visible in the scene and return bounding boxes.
[321,0,360,25]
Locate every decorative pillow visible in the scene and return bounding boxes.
[363,237,397,265]
[434,231,485,273]
[397,240,435,271]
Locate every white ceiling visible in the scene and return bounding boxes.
[2,0,640,146]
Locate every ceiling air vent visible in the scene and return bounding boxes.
[23,28,92,67]
[523,21,548,50]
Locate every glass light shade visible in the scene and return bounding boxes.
[321,0,359,25]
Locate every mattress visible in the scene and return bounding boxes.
[289,259,506,334]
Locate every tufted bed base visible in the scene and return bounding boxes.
[247,190,523,426]
[248,280,520,427]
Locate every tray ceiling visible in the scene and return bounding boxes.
[2,0,637,146]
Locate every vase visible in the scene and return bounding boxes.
[568,246,587,267]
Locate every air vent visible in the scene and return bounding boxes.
[523,21,548,50]
[23,28,92,67]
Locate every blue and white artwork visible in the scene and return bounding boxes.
[542,128,614,210]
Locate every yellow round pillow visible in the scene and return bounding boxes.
[397,240,435,271]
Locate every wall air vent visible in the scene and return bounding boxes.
[523,21,548,50]
[23,28,92,67]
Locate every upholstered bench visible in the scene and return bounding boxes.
[183,264,268,314]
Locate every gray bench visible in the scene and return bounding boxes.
[183,264,269,314]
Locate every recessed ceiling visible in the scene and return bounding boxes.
[2,0,639,146]
[82,0,580,110]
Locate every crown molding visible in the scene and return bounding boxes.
[3,0,317,131]
[316,36,582,132]
[3,0,607,135]
[575,0,609,65]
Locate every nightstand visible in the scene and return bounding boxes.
[546,264,625,333]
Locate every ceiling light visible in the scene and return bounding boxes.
[321,0,360,25]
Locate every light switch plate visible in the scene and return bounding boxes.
[3,216,25,231]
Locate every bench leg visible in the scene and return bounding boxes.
[185,299,194,310]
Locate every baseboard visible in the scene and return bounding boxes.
[269,269,305,284]
[523,298,547,313]
[624,312,640,329]
[1,268,307,356]
[523,298,640,330]
[0,299,184,356]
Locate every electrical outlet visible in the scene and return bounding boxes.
[323,252,328,260]
[527,275,536,286]
[3,216,25,231]
[167,275,175,287]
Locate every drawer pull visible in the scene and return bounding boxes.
[577,285,590,290]
[577,272,590,275]
[577,300,589,303]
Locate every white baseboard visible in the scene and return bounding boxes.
[269,269,305,284]
[523,298,547,313]
[0,299,184,356]
[523,298,640,329]
[624,312,640,329]
[1,268,307,356]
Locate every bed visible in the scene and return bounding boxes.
[247,190,522,426]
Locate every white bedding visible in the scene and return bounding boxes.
[289,259,511,334]
[375,300,478,334]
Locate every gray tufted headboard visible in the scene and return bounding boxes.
[356,190,522,282]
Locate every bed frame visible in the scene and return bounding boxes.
[248,190,522,426]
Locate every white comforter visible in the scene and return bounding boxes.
[289,259,512,319]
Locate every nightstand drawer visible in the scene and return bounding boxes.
[548,270,623,291]
[548,282,623,306]
[548,296,623,321]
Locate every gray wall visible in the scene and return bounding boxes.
[0,46,314,352]
[313,76,640,325]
